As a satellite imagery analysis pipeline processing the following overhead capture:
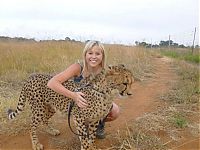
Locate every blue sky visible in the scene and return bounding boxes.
[0,0,199,45]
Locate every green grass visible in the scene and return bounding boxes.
[160,49,200,63]
[171,113,188,128]
[183,53,200,63]
[161,50,178,58]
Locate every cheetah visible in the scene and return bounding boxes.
[8,64,134,150]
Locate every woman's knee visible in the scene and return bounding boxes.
[106,103,120,122]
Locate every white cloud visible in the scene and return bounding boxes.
[0,0,199,45]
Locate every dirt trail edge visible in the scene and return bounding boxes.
[1,57,178,150]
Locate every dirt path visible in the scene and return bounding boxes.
[0,57,190,149]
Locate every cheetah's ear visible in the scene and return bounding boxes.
[101,69,106,74]
[89,73,95,81]
[118,64,125,68]
[107,65,113,70]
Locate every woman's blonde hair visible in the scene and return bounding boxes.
[82,40,106,74]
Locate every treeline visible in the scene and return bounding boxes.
[0,36,81,43]
[0,36,36,42]
[0,36,199,48]
[135,40,199,48]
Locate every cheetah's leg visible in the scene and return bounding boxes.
[30,110,44,150]
[88,120,99,149]
[43,104,60,136]
[73,118,91,150]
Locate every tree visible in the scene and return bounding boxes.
[65,37,71,41]
[135,41,139,46]
[159,40,173,47]
[178,44,186,48]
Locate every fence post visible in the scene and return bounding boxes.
[168,35,171,50]
[192,27,196,54]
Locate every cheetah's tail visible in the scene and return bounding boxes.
[8,88,27,120]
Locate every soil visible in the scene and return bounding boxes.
[0,57,199,150]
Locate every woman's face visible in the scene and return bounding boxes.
[85,45,103,69]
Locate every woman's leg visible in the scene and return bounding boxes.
[105,102,120,122]
[96,102,120,139]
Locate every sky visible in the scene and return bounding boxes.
[0,0,199,45]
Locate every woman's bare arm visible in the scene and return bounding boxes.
[47,63,88,108]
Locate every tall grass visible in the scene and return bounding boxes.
[161,60,199,104]
[106,45,153,80]
[0,41,83,84]
[184,53,200,63]
[160,48,200,63]
[0,41,153,84]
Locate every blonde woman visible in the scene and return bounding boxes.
[47,41,120,139]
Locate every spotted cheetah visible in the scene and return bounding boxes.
[8,64,134,150]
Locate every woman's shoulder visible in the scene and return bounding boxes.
[76,60,83,67]
[68,60,83,69]
[75,60,83,71]
[69,60,83,75]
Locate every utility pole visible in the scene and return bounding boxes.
[192,27,196,54]
[168,35,171,50]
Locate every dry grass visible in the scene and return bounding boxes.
[0,41,83,82]
[106,45,154,81]
[160,60,199,104]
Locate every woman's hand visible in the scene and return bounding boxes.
[73,92,88,108]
